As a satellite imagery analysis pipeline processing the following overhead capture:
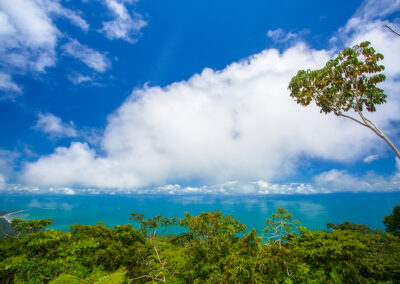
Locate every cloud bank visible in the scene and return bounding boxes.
[9,0,400,194]
[20,46,400,191]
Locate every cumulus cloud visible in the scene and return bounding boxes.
[21,41,400,190]
[35,113,78,138]
[101,0,147,42]
[62,39,111,72]
[18,0,400,193]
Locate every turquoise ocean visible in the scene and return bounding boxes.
[1,192,400,234]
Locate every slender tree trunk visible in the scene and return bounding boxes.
[356,110,400,160]
[337,111,400,160]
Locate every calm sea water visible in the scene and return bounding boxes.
[1,193,400,234]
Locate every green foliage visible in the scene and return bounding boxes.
[49,269,127,284]
[1,205,400,283]
[129,213,181,283]
[383,204,400,237]
[288,41,386,115]
[291,226,400,282]
[180,211,246,241]
[49,274,87,284]
[330,268,343,284]
[0,221,148,283]
[326,221,379,234]
[130,212,178,239]
[265,207,299,247]
[177,211,248,282]
[12,218,53,234]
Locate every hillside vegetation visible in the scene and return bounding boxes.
[0,206,399,283]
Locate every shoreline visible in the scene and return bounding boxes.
[0,210,24,224]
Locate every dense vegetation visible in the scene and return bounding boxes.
[0,205,399,283]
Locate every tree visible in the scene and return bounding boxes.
[288,41,400,159]
[129,213,178,283]
[291,226,400,282]
[383,204,400,237]
[264,207,299,248]
[326,221,375,234]
[11,218,53,235]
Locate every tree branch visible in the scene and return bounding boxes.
[336,112,368,127]
[385,25,400,37]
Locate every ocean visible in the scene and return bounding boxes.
[1,192,400,234]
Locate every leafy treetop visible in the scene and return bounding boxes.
[289,41,386,115]
[288,41,400,158]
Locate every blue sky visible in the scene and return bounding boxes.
[0,0,400,195]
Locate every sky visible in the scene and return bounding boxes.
[0,0,400,195]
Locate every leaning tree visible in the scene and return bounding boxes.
[288,41,400,159]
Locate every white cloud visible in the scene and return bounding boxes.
[0,0,147,95]
[0,0,89,95]
[1,184,76,195]
[363,155,381,163]
[0,72,22,99]
[354,0,400,21]
[21,40,400,190]
[41,0,89,31]
[135,181,322,195]
[62,39,111,72]
[0,11,16,35]
[266,28,308,44]
[0,0,58,73]
[101,0,147,42]
[313,169,400,192]
[35,113,78,138]
[17,0,400,193]
[67,73,93,85]
[0,150,19,182]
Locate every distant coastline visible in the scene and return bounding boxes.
[0,210,24,224]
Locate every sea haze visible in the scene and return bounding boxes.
[1,192,400,234]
